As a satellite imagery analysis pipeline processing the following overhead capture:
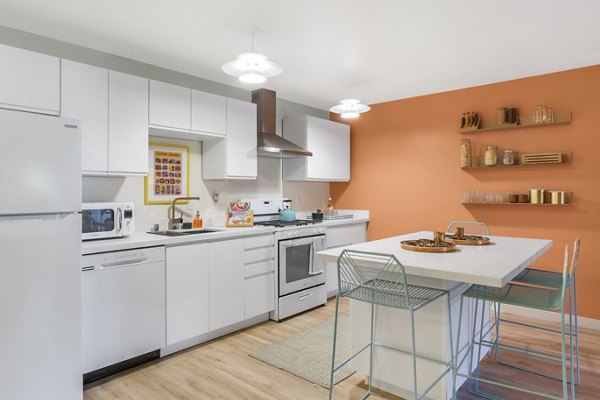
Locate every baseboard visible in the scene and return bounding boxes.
[501,305,600,331]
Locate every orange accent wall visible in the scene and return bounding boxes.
[331,65,600,320]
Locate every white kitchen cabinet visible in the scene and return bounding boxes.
[202,98,257,180]
[166,243,209,346]
[325,223,367,297]
[283,116,350,182]
[0,43,60,115]
[191,90,226,136]
[108,71,149,175]
[149,80,191,131]
[61,60,109,174]
[209,238,245,330]
[244,234,275,319]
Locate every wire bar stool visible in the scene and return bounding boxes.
[498,237,581,385]
[328,250,456,400]
[454,244,576,400]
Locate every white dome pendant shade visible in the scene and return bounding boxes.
[222,52,282,83]
[329,98,371,119]
[222,31,282,84]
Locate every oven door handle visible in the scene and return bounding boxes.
[308,244,324,276]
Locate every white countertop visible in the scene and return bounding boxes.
[82,211,369,255]
[315,230,552,287]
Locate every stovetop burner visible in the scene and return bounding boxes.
[254,219,315,228]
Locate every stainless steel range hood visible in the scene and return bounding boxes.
[252,89,312,158]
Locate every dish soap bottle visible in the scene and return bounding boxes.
[193,211,203,229]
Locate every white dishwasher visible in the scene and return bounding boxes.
[82,246,166,382]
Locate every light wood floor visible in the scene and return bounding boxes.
[84,298,600,400]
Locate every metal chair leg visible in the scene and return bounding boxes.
[368,301,375,396]
[410,309,418,400]
[573,280,580,385]
[447,293,457,400]
[328,295,341,400]
[561,307,569,399]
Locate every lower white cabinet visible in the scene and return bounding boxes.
[166,243,209,346]
[165,234,275,347]
[244,235,275,319]
[208,238,245,331]
[325,223,368,297]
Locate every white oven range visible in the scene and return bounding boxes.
[246,198,328,321]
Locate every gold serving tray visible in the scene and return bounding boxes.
[401,239,457,253]
[444,234,491,245]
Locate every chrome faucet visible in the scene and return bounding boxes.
[168,196,200,230]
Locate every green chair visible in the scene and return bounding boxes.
[446,220,490,236]
[328,250,456,400]
[501,237,581,384]
[454,244,576,400]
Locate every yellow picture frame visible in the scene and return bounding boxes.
[144,142,190,205]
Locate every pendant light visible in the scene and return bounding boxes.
[329,86,370,119]
[222,31,282,84]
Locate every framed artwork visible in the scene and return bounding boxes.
[144,143,190,204]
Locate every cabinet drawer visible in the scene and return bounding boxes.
[245,246,274,265]
[244,234,274,249]
[245,260,275,278]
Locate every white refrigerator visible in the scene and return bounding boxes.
[0,109,83,400]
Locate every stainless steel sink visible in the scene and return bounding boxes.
[148,229,221,237]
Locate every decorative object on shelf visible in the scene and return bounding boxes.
[550,191,568,205]
[529,188,545,204]
[444,234,491,246]
[460,139,472,167]
[535,105,555,124]
[502,149,517,165]
[227,201,254,227]
[508,194,519,203]
[505,106,519,125]
[460,111,480,130]
[400,239,457,253]
[221,30,282,84]
[484,145,498,166]
[144,143,189,205]
[518,193,530,203]
[496,107,506,126]
[521,152,563,165]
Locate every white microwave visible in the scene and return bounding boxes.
[82,202,135,241]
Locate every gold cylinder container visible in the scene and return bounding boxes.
[529,188,545,204]
[550,191,567,205]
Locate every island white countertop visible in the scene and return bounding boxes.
[315,230,552,287]
[82,211,369,255]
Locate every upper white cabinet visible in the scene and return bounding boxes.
[61,60,109,174]
[283,116,350,182]
[108,71,149,175]
[61,62,148,176]
[0,44,60,115]
[149,80,191,132]
[192,90,226,136]
[148,81,227,140]
[202,98,257,180]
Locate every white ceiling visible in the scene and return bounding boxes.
[1,1,599,110]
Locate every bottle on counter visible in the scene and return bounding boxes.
[193,211,203,229]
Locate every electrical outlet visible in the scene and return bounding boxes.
[212,193,219,204]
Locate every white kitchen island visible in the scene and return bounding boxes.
[315,231,552,400]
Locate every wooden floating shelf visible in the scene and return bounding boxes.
[462,202,571,206]
[458,111,571,134]
[462,152,571,169]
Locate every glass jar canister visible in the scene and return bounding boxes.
[460,139,472,167]
[484,145,498,166]
[503,149,516,165]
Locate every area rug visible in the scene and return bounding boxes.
[250,316,355,389]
